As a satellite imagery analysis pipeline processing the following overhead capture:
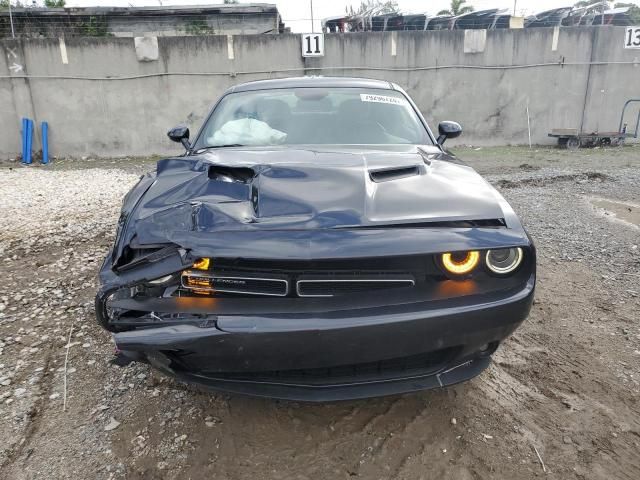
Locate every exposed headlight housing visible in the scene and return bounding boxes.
[441,251,480,276]
[181,271,215,295]
[485,248,523,275]
[192,258,210,270]
[147,274,174,285]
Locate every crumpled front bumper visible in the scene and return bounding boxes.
[106,273,535,401]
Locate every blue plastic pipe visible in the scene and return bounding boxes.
[24,119,33,164]
[21,118,28,163]
[41,121,49,165]
[29,120,34,161]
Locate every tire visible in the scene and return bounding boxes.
[566,137,580,150]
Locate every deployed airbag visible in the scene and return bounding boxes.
[208,119,287,146]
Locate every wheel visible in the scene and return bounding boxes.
[557,137,568,148]
[566,137,580,150]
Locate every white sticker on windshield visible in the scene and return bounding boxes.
[360,94,406,106]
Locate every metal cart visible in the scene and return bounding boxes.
[549,98,640,150]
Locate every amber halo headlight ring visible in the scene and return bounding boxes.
[485,247,524,275]
[440,250,481,276]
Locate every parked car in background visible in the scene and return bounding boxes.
[371,12,398,31]
[452,9,508,30]
[382,14,428,31]
[525,7,573,28]
[322,3,632,33]
[426,15,455,30]
[96,77,536,401]
[322,15,346,33]
[559,3,631,27]
[592,7,632,26]
[400,14,430,30]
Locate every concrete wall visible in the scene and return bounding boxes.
[1,27,639,158]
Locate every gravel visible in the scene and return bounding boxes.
[0,167,139,249]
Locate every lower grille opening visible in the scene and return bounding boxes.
[296,278,415,297]
[199,348,459,386]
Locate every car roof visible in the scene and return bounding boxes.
[228,76,396,93]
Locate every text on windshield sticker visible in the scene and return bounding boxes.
[360,94,406,106]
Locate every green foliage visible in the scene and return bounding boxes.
[574,0,606,7]
[615,2,640,23]
[346,1,399,16]
[437,0,475,16]
[1,0,63,7]
[574,1,640,22]
[184,19,215,35]
[80,15,109,37]
[0,0,22,8]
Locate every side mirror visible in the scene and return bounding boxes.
[167,125,191,150]
[437,121,462,145]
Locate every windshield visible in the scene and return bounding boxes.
[194,87,431,148]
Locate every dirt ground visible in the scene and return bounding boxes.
[0,146,639,480]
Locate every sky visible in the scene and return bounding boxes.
[59,1,607,32]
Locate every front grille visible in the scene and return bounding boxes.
[181,272,288,296]
[200,348,458,386]
[296,278,415,297]
[178,256,435,298]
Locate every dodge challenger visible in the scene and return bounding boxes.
[96,77,535,401]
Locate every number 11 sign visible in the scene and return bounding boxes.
[301,33,324,57]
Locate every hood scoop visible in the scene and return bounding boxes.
[369,165,422,183]
[208,165,256,184]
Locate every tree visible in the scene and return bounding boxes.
[437,0,475,16]
[615,2,640,23]
[0,0,64,6]
[223,0,238,4]
[346,1,399,16]
[0,1,24,8]
[574,0,609,7]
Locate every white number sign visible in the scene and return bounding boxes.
[301,33,324,57]
[624,26,640,49]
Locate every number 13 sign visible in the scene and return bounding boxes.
[625,26,640,48]
[301,33,324,57]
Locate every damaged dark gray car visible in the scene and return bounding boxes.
[96,77,535,401]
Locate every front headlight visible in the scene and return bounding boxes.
[441,251,480,275]
[192,257,211,270]
[485,248,523,275]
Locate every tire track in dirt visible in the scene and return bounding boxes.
[0,346,55,471]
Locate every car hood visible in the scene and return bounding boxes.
[127,145,508,245]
